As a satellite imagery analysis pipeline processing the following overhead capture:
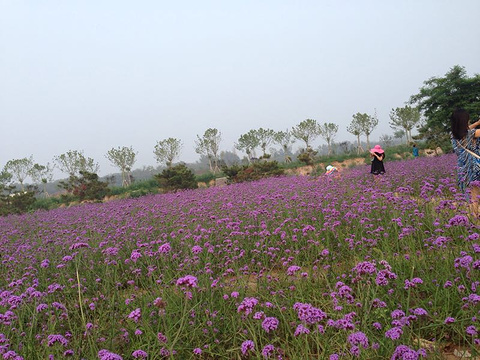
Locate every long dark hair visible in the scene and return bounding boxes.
[451,108,470,140]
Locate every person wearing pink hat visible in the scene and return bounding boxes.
[370,145,385,175]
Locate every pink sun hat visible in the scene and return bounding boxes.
[370,145,384,154]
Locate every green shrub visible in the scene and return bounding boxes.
[59,171,110,202]
[109,178,159,196]
[0,191,36,216]
[297,148,318,165]
[195,172,216,184]
[31,196,64,211]
[221,160,284,183]
[129,188,156,198]
[155,164,198,192]
[220,164,246,182]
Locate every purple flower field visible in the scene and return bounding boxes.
[1,154,479,359]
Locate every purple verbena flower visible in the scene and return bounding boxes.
[448,215,468,226]
[191,245,202,254]
[287,265,301,275]
[347,331,369,348]
[132,350,148,359]
[391,345,424,360]
[237,297,259,315]
[261,344,275,358]
[158,243,171,254]
[47,334,68,347]
[444,317,455,324]
[261,317,279,333]
[176,275,198,288]
[241,340,254,355]
[98,349,123,360]
[466,325,478,336]
[293,302,327,324]
[385,327,403,340]
[128,308,141,323]
[294,324,310,336]
[157,332,168,343]
[412,308,427,316]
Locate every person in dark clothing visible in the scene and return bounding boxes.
[370,144,385,175]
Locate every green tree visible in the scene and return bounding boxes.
[155,163,198,192]
[394,129,406,143]
[0,169,13,202]
[0,191,36,216]
[409,65,480,148]
[29,162,54,197]
[389,106,421,144]
[296,148,318,166]
[194,128,222,173]
[273,129,295,163]
[358,112,378,150]
[219,150,241,166]
[379,134,394,148]
[59,171,110,202]
[347,115,365,154]
[153,138,182,168]
[106,146,137,187]
[291,119,320,150]
[4,156,34,191]
[255,128,276,159]
[220,161,284,183]
[54,150,99,177]
[0,169,12,189]
[318,122,339,155]
[235,130,261,162]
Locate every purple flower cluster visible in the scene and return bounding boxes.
[176,275,198,288]
[261,317,279,333]
[98,349,123,360]
[391,345,427,359]
[293,302,327,324]
[237,297,259,316]
[128,308,141,323]
[241,340,254,355]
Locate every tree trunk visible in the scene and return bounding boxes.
[212,157,219,174]
[246,150,252,164]
[43,183,49,198]
[121,171,127,187]
[208,157,214,173]
[356,135,364,154]
[366,134,371,151]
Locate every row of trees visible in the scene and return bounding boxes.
[2,65,478,196]
[0,149,135,198]
[0,105,429,194]
[155,107,420,172]
[153,122,341,175]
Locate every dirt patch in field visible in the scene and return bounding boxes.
[285,158,367,176]
[331,158,366,168]
[285,165,314,176]
[441,344,480,359]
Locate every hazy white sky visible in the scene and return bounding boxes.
[1,0,479,177]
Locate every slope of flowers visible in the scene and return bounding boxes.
[0,154,479,359]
